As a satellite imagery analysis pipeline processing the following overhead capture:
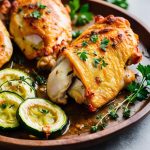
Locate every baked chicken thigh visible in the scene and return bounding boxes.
[0,19,13,68]
[47,15,142,111]
[10,0,72,69]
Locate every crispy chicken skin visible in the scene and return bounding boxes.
[10,0,72,69]
[0,20,13,68]
[0,0,11,22]
[47,15,142,111]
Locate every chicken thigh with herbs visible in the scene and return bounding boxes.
[0,20,13,68]
[10,0,72,70]
[47,15,142,111]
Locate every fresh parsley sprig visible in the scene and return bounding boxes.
[90,34,98,43]
[106,0,129,9]
[91,64,150,133]
[31,71,46,85]
[69,0,93,26]
[100,37,110,51]
[93,57,108,68]
[30,10,42,19]
[72,30,82,39]
[37,3,47,9]
[77,51,88,61]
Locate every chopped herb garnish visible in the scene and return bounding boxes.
[77,51,88,61]
[69,0,93,26]
[37,3,47,9]
[40,109,49,114]
[90,64,150,133]
[105,0,129,9]
[93,58,101,68]
[31,71,46,85]
[69,0,80,20]
[100,37,110,51]
[76,11,93,26]
[72,30,82,39]
[82,41,88,47]
[30,10,42,19]
[90,34,98,43]
[1,103,7,109]
[20,76,26,81]
[101,59,108,69]
[93,57,108,69]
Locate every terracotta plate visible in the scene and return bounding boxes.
[0,0,150,149]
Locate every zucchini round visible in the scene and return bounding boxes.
[0,80,36,99]
[0,68,32,85]
[17,98,68,138]
[0,91,23,130]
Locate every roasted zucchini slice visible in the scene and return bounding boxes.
[17,98,68,138]
[0,91,23,130]
[0,80,36,99]
[0,68,32,85]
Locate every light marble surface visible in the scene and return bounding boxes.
[86,0,150,150]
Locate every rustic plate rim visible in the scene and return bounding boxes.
[0,0,150,148]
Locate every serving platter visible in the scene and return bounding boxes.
[0,0,150,149]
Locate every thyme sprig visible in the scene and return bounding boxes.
[91,64,150,133]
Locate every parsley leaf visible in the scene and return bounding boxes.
[93,58,101,68]
[76,11,93,26]
[93,57,108,68]
[37,3,46,9]
[31,71,46,85]
[30,10,42,19]
[82,41,88,47]
[20,76,26,81]
[1,103,7,109]
[40,109,49,114]
[100,37,110,51]
[72,30,82,39]
[127,81,139,93]
[106,0,129,9]
[69,0,80,20]
[90,34,98,43]
[77,51,88,61]
[137,63,150,84]
[69,0,93,26]
[136,88,149,101]
[101,59,108,69]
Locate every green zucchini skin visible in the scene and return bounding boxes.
[17,113,69,139]
[0,68,33,85]
[17,98,69,138]
[0,79,36,99]
[0,91,24,130]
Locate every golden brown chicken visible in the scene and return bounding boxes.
[47,15,142,111]
[0,19,13,68]
[10,0,72,69]
[0,0,11,22]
